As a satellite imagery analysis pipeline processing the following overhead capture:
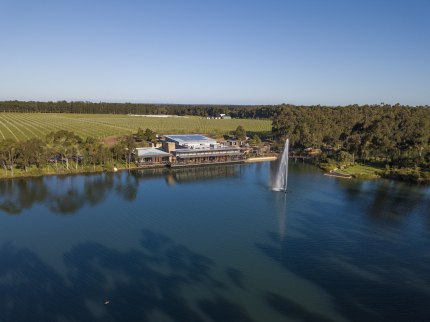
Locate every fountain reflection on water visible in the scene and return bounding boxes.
[275,192,287,240]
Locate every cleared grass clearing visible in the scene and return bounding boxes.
[0,113,272,141]
[337,163,382,179]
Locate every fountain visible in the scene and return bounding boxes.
[273,139,289,192]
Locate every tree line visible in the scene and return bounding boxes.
[0,100,277,118]
[272,105,430,175]
[0,130,142,177]
[1,101,429,122]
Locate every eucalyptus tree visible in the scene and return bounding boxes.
[111,134,136,168]
[83,137,99,170]
[234,125,246,140]
[121,134,137,169]
[45,130,82,170]
[83,137,111,170]
[0,139,18,176]
[16,138,44,172]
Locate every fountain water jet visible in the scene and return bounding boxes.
[273,139,289,192]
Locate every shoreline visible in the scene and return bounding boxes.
[0,164,136,181]
[323,172,352,179]
[318,162,429,184]
[1,158,428,185]
[0,156,279,181]
[244,156,277,163]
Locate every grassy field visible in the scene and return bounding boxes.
[0,113,272,141]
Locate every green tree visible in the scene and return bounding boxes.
[136,128,145,141]
[16,138,45,171]
[234,125,246,140]
[84,137,99,170]
[112,135,136,168]
[144,128,157,143]
[250,134,261,144]
[122,135,136,168]
[46,130,82,170]
[136,128,157,143]
[336,150,354,164]
[84,137,111,169]
[0,139,18,176]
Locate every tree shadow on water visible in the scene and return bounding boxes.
[198,297,255,322]
[225,267,247,291]
[0,229,254,322]
[265,292,333,322]
[0,242,88,322]
[257,232,430,322]
[0,173,134,215]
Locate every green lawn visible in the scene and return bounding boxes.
[337,163,382,179]
[0,113,272,141]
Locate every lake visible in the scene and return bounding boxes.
[0,162,429,322]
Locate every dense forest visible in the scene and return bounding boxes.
[272,105,430,182]
[0,101,277,118]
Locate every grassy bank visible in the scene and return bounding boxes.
[318,162,381,179]
[318,161,430,183]
[0,162,137,180]
[336,164,382,179]
[381,167,430,184]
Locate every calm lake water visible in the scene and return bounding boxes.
[0,162,429,322]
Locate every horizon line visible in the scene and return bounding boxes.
[0,99,428,108]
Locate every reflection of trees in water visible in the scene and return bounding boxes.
[115,172,139,202]
[0,229,255,322]
[0,173,138,215]
[425,197,430,230]
[334,178,364,199]
[367,182,426,222]
[0,165,241,216]
[336,179,428,223]
[0,178,48,214]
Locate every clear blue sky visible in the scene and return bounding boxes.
[0,0,429,105]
